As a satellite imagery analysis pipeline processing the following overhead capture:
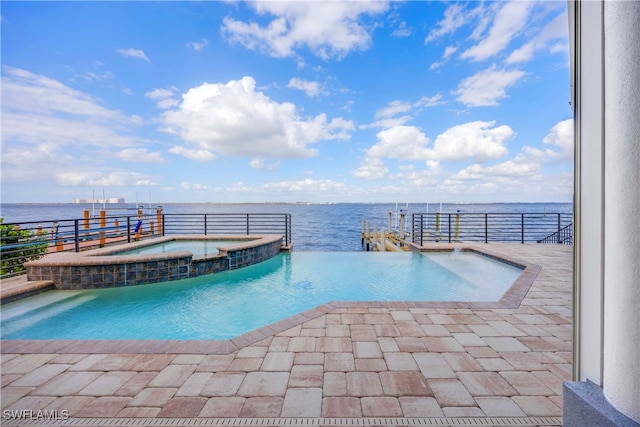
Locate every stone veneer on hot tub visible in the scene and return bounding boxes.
[24,235,287,290]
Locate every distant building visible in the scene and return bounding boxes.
[73,198,125,204]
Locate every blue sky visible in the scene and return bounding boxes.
[1,1,572,204]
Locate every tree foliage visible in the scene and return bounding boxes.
[1,218,48,277]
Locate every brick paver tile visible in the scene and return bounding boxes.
[268,337,291,351]
[355,358,387,372]
[350,324,378,342]
[74,396,131,418]
[324,353,355,372]
[384,352,419,371]
[114,372,157,397]
[316,337,352,352]
[346,372,383,397]
[78,371,136,396]
[374,324,401,337]
[3,395,56,411]
[452,332,487,347]
[238,397,283,417]
[0,388,30,411]
[323,372,346,397]
[412,353,456,379]
[67,354,107,371]
[394,337,427,352]
[199,397,245,417]
[391,310,415,321]
[281,388,322,417]
[172,355,206,364]
[201,373,246,397]
[442,406,486,417]
[512,396,562,416]
[326,325,350,337]
[117,407,161,417]
[149,364,196,388]
[237,372,289,397]
[486,321,528,336]
[483,337,531,352]
[129,388,176,407]
[457,372,517,396]
[260,352,295,371]
[196,354,235,372]
[500,352,545,371]
[466,346,500,358]
[33,371,102,396]
[423,337,465,352]
[500,371,554,396]
[122,354,174,371]
[289,365,323,387]
[236,346,267,358]
[354,341,383,358]
[294,353,324,365]
[421,325,451,336]
[378,337,400,352]
[442,353,482,372]
[0,354,57,375]
[228,358,262,372]
[322,396,362,417]
[10,364,70,387]
[469,324,502,337]
[176,372,213,397]
[287,337,317,352]
[476,397,527,416]
[157,396,208,417]
[379,371,432,396]
[428,379,475,406]
[397,321,429,336]
[361,396,402,416]
[88,354,136,371]
[399,396,444,417]
[476,357,515,372]
[532,371,565,395]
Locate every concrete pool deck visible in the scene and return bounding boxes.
[0,243,572,425]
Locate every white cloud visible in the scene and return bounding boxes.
[353,156,389,181]
[115,148,167,164]
[461,1,533,61]
[180,181,211,192]
[431,121,512,163]
[506,11,569,64]
[1,67,144,149]
[116,48,150,62]
[249,158,281,171]
[288,78,323,97]
[391,21,411,37]
[263,178,348,193]
[425,4,467,44]
[168,146,216,162]
[221,1,388,60]
[159,76,353,160]
[56,171,157,186]
[453,66,526,107]
[186,39,209,51]
[368,126,432,161]
[523,118,574,161]
[145,87,179,109]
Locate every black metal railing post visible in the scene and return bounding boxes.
[557,213,561,243]
[448,214,452,243]
[127,217,131,243]
[246,214,250,235]
[420,215,424,246]
[521,214,525,244]
[74,220,80,252]
[204,214,208,236]
[485,213,488,243]
[162,214,165,236]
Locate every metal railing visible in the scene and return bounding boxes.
[161,213,291,246]
[538,222,573,244]
[0,213,291,279]
[411,212,573,245]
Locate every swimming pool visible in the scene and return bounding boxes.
[1,251,523,340]
[112,239,252,257]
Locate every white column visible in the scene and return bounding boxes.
[603,1,640,422]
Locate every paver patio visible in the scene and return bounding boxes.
[1,243,572,425]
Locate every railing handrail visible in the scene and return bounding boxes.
[410,212,573,245]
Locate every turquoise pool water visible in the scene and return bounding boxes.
[112,239,251,257]
[0,251,522,340]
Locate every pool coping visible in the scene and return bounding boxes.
[1,244,541,355]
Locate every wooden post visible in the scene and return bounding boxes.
[99,210,106,247]
[157,208,162,235]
